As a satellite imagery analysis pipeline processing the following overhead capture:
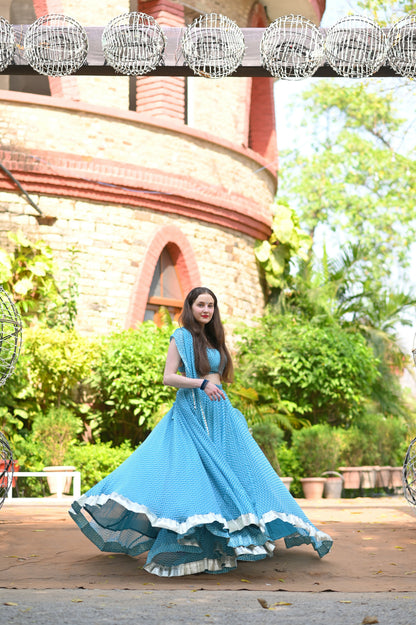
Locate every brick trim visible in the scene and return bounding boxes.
[0,148,272,239]
[126,225,201,326]
[0,91,277,178]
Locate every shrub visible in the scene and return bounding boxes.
[339,413,409,467]
[236,314,380,427]
[0,326,98,421]
[64,441,134,492]
[291,424,343,477]
[251,422,284,472]
[90,323,176,446]
[31,406,83,466]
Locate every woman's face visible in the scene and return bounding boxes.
[191,293,215,326]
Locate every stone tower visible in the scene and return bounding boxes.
[0,1,325,333]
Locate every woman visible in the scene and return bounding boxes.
[70,287,332,576]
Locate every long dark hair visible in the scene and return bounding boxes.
[179,287,233,383]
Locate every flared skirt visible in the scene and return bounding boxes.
[69,388,332,576]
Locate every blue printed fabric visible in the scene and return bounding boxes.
[69,327,332,576]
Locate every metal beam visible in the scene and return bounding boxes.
[0,26,400,78]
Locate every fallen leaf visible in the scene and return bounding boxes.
[374,570,384,575]
[271,601,292,606]
[405,571,416,575]
[257,598,269,609]
[278,578,285,582]
[339,600,352,604]
[362,617,379,624]
[240,579,251,583]
[71,599,83,603]
[394,546,404,550]
[4,602,18,606]
[390,563,397,566]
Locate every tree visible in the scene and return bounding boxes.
[279,80,416,281]
[235,313,380,428]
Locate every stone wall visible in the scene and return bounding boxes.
[0,191,265,335]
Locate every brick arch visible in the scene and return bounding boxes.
[126,225,201,327]
[246,3,277,167]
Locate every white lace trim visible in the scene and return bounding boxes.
[71,491,332,546]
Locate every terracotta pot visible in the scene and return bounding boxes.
[359,466,377,489]
[375,466,391,489]
[300,477,326,499]
[280,477,293,491]
[338,466,377,490]
[390,467,403,490]
[338,467,361,489]
[43,466,76,495]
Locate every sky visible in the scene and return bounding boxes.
[273,0,416,358]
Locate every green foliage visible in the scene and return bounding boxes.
[0,230,59,323]
[64,441,133,493]
[356,0,416,25]
[236,313,379,427]
[8,326,99,417]
[291,424,343,477]
[46,247,81,330]
[255,203,311,292]
[339,413,410,467]
[31,406,83,466]
[0,231,81,327]
[90,322,176,446]
[280,81,416,280]
[251,422,284,472]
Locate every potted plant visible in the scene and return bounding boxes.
[32,406,83,495]
[292,424,342,499]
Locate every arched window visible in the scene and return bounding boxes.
[144,245,184,324]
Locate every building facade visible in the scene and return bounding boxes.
[0,0,325,334]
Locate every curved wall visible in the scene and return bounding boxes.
[0,0,325,333]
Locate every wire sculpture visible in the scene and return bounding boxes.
[403,437,416,506]
[0,16,15,72]
[0,431,14,509]
[260,14,324,79]
[180,13,245,78]
[102,12,166,76]
[388,15,416,78]
[23,14,89,77]
[0,286,22,387]
[325,15,388,78]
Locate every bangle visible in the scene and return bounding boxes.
[200,379,209,391]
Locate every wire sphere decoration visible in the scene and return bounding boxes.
[23,13,89,77]
[0,286,23,387]
[403,437,416,507]
[180,13,245,79]
[0,16,15,72]
[388,14,416,78]
[325,15,388,78]
[0,431,14,509]
[102,12,166,76]
[260,14,325,80]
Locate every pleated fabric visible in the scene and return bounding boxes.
[69,328,332,576]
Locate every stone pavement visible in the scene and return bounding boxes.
[1,496,415,624]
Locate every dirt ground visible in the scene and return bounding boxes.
[1,496,415,592]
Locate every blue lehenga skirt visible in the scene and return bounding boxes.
[69,386,332,576]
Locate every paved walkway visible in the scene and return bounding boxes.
[1,497,415,623]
